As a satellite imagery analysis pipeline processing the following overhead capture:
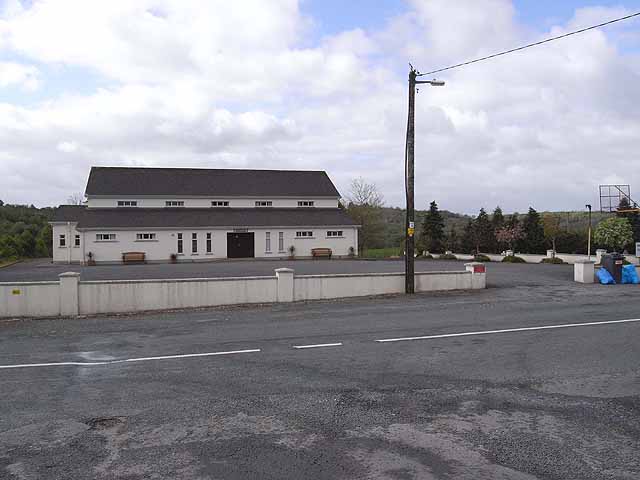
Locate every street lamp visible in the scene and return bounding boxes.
[585,204,592,261]
[405,66,445,294]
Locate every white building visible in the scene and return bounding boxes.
[51,167,358,264]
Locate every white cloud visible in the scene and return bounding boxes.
[0,61,39,90]
[0,0,639,213]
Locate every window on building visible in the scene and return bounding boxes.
[74,235,80,247]
[165,200,184,207]
[298,201,315,207]
[278,232,284,252]
[59,234,66,247]
[296,231,313,238]
[136,233,156,241]
[265,232,271,252]
[211,201,229,207]
[117,200,138,207]
[96,233,116,241]
[255,201,273,207]
[327,230,343,237]
[206,233,212,253]
[192,233,198,253]
[177,233,183,254]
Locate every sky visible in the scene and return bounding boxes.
[1,0,639,213]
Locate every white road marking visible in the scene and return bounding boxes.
[375,318,640,343]
[292,342,343,349]
[0,349,261,370]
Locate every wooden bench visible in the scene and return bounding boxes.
[311,248,332,259]
[122,252,146,264]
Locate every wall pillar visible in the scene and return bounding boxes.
[574,260,595,284]
[59,272,80,316]
[275,268,294,302]
[464,262,486,289]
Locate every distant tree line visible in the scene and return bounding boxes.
[0,201,54,260]
[343,178,640,256]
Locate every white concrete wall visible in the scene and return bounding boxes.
[294,270,483,301]
[56,227,358,263]
[87,197,339,208]
[0,266,484,318]
[0,282,60,317]
[451,252,639,265]
[79,276,278,315]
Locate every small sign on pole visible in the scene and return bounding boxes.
[636,242,640,257]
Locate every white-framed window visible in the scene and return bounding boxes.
[211,201,229,207]
[255,201,273,207]
[165,200,184,207]
[74,234,80,247]
[177,233,183,254]
[327,230,343,237]
[96,233,116,241]
[296,231,313,238]
[136,233,156,241]
[298,200,315,207]
[265,232,271,252]
[59,234,66,247]
[192,233,198,253]
[206,233,212,253]
[117,200,137,207]
[278,232,284,252]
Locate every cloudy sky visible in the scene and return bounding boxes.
[0,0,639,213]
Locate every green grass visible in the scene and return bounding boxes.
[361,247,402,259]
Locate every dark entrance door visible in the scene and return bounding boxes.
[227,232,255,258]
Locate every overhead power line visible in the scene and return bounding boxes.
[417,11,640,76]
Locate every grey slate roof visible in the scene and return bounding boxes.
[52,206,357,229]
[85,167,341,197]
[51,205,87,222]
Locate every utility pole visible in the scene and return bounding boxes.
[405,68,416,294]
[586,204,592,261]
[404,65,445,294]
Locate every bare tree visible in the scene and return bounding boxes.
[346,177,384,208]
[67,192,85,205]
[345,178,385,253]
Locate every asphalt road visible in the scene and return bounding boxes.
[1,281,639,479]
[0,257,574,288]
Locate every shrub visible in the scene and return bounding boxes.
[439,253,457,260]
[473,254,491,262]
[502,255,526,263]
[540,257,566,264]
[288,245,296,258]
[348,246,355,258]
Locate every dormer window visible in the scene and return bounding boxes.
[165,201,184,207]
[298,201,315,207]
[255,201,272,207]
[117,200,137,207]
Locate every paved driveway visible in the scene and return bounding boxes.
[0,258,573,288]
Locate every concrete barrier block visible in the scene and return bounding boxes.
[574,261,595,284]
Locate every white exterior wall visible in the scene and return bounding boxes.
[86,197,339,208]
[79,277,277,315]
[54,226,358,263]
[1,268,485,318]
[52,223,84,263]
[0,282,60,317]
